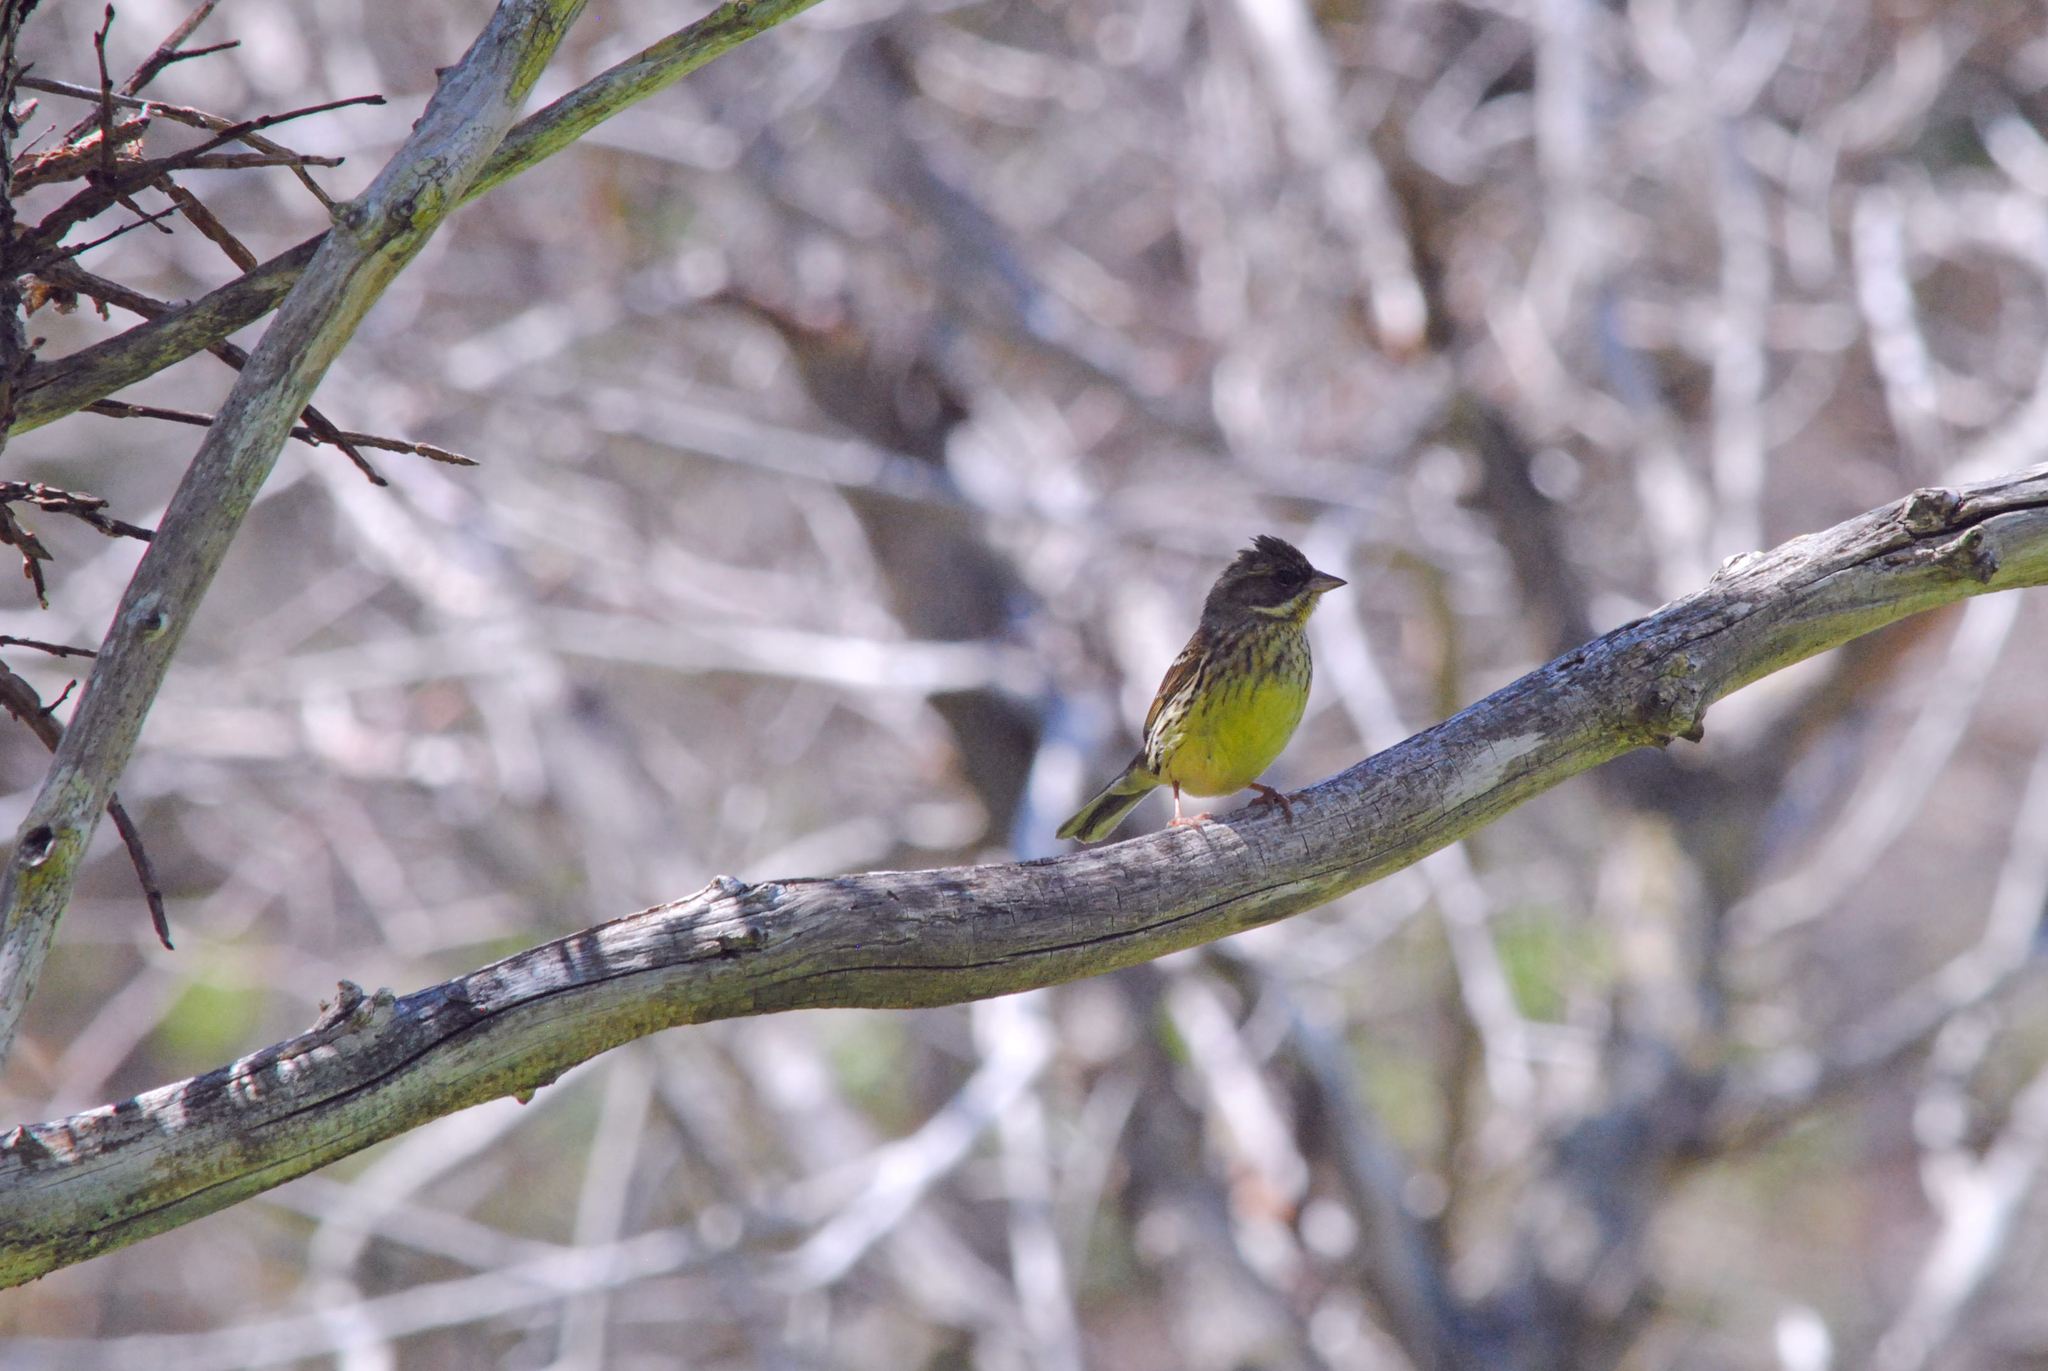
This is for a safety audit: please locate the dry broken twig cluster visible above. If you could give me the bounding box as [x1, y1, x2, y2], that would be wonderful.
[5, 0, 2048, 1369]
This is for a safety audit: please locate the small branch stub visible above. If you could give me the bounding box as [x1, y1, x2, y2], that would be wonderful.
[1933, 526, 2000, 584]
[1899, 486, 1963, 535]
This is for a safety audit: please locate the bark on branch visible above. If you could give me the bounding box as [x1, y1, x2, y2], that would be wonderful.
[5, 466, 2047, 1286]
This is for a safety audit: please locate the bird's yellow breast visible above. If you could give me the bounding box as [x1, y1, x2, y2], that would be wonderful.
[1153, 639, 1311, 798]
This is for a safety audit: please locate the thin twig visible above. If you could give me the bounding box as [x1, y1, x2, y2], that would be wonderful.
[175, 151, 344, 171]
[151, 176, 256, 270]
[129, 93, 387, 158]
[85, 397, 475, 467]
[59, 0, 216, 142]
[28, 202, 181, 271]
[122, 0, 227, 97]
[29, 258, 167, 320]
[0, 481, 135, 621]
[104, 798, 171, 949]
[21, 75, 344, 207]
[132, 40, 237, 83]
[20, 92, 385, 262]
[48, 264, 397, 483]
[113, 188, 174, 235]
[0, 661, 169, 949]
[0, 500, 50, 606]
[92, 6, 118, 183]
[83, 397, 226, 428]
[0, 480, 154, 541]
[0, 635, 95, 659]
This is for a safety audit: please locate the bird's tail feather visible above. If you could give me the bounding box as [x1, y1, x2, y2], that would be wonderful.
[1057, 763, 1158, 843]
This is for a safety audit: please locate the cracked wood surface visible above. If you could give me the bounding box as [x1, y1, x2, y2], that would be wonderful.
[4, 467, 2048, 1283]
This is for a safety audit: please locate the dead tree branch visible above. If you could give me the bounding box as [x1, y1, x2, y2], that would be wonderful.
[4, 466, 2048, 1285]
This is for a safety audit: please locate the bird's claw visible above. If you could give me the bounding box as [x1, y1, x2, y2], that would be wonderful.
[1249, 783, 1295, 823]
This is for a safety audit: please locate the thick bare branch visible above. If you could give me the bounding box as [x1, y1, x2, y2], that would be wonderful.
[6, 467, 2048, 1285]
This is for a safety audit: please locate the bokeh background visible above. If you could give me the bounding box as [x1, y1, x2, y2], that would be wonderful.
[5, 0, 2048, 1366]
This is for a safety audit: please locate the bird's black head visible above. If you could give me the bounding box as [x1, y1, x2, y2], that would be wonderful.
[1203, 535, 1347, 623]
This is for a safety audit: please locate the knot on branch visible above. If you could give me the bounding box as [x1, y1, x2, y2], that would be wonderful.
[1636, 660, 1707, 745]
[331, 198, 372, 234]
[1932, 525, 2001, 584]
[1710, 549, 1766, 583]
[1880, 523, 2003, 584]
[1898, 485, 1963, 534]
[683, 874, 779, 958]
[0, 1123, 58, 1173]
[16, 822, 58, 867]
[297, 980, 397, 1049]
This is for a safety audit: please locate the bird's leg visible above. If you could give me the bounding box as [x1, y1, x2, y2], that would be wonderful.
[1169, 783, 1210, 827]
[1249, 782, 1295, 823]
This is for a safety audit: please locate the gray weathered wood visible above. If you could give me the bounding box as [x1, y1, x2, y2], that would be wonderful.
[3, 467, 2045, 1286]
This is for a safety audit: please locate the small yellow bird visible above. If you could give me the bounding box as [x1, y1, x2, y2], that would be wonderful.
[1058, 535, 1347, 843]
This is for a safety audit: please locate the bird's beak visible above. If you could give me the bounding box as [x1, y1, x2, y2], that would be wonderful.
[1307, 570, 1347, 595]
